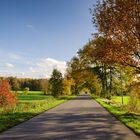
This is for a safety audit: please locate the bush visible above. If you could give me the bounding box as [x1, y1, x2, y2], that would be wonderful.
[127, 96, 140, 114]
[0, 80, 17, 107]
[127, 82, 140, 114]
[23, 87, 30, 95]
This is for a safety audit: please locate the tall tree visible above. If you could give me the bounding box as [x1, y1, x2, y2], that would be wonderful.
[91, 0, 140, 71]
[49, 69, 63, 97]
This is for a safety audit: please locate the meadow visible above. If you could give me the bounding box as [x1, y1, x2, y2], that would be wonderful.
[111, 96, 130, 105]
[0, 91, 75, 132]
[93, 95, 140, 136]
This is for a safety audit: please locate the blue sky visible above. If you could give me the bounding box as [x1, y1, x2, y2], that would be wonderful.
[0, 0, 97, 78]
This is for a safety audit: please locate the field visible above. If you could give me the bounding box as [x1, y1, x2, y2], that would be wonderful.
[111, 96, 130, 105]
[93, 96, 140, 135]
[0, 91, 75, 132]
[17, 91, 52, 101]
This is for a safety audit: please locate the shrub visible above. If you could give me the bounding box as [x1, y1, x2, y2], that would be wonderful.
[127, 82, 140, 114]
[127, 96, 140, 114]
[23, 87, 30, 95]
[0, 80, 17, 107]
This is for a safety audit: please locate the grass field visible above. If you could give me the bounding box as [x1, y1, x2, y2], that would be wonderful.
[0, 91, 75, 132]
[93, 96, 140, 136]
[111, 96, 130, 105]
[18, 91, 52, 102]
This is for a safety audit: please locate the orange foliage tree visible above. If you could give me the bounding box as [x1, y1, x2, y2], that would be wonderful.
[91, 0, 140, 71]
[0, 80, 17, 107]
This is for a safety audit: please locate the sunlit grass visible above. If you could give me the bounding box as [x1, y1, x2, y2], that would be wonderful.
[111, 96, 130, 105]
[93, 96, 140, 136]
[17, 91, 52, 102]
[0, 91, 75, 132]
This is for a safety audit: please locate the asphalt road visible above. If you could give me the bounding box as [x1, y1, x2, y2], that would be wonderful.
[0, 94, 139, 140]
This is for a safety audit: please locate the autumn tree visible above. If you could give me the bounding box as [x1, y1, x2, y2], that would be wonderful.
[49, 69, 63, 97]
[91, 0, 140, 71]
[76, 37, 132, 99]
[0, 80, 17, 107]
[66, 57, 83, 94]
[63, 78, 74, 95]
[89, 0, 140, 104]
[76, 40, 108, 97]
[66, 45, 102, 95]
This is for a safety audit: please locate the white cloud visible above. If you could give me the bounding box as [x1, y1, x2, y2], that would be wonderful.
[4, 63, 15, 68]
[37, 58, 66, 70]
[35, 58, 67, 78]
[26, 24, 33, 28]
[0, 58, 67, 78]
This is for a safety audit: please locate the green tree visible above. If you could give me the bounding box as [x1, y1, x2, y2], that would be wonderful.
[8, 77, 20, 92]
[49, 69, 63, 97]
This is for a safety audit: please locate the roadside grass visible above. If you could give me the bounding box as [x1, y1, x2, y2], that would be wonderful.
[0, 91, 75, 132]
[111, 96, 130, 105]
[18, 91, 51, 102]
[92, 95, 140, 136]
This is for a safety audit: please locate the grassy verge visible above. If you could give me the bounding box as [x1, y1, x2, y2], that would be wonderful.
[0, 91, 75, 132]
[91, 95, 140, 136]
[111, 96, 129, 105]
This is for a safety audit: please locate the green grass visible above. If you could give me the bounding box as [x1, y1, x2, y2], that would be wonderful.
[0, 91, 75, 132]
[111, 96, 130, 105]
[17, 91, 52, 102]
[93, 96, 140, 136]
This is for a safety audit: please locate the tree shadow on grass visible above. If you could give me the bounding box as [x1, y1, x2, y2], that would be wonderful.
[116, 113, 140, 136]
[0, 112, 37, 133]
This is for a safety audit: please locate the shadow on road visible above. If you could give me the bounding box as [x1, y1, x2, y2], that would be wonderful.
[71, 94, 92, 100]
[0, 109, 129, 140]
[0, 95, 139, 140]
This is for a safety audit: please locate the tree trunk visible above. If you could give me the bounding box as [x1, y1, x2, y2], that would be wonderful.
[109, 66, 113, 97]
[120, 68, 123, 104]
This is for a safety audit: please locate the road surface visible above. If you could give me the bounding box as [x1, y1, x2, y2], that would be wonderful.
[0, 94, 139, 140]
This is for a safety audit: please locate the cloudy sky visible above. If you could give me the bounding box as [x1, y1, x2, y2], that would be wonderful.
[0, 0, 97, 78]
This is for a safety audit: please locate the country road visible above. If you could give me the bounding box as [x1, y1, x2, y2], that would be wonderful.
[0, 94, 139, 140]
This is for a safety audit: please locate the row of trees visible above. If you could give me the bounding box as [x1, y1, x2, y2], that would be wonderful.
[90, 0, 140, 101]
[0, 69, 70, 107]
[0, 68, 74, 99]
[49, 0, 140, 103]
[49, 69, 76, 97]
[65, 0, 140, 106]
[0, 77, 49, 93]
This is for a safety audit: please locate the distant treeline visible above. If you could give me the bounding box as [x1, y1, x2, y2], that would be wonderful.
[0, 77, 48, 92]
